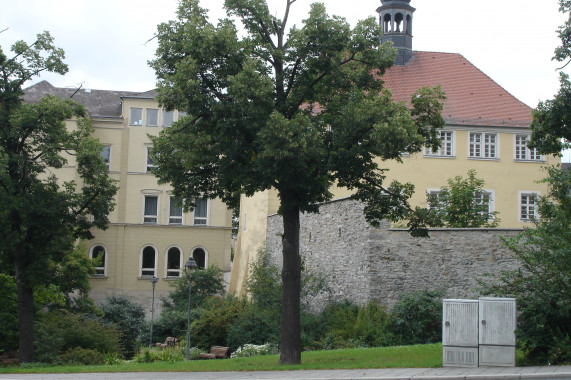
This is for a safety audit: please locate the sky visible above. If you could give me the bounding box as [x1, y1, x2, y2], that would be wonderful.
[1, 0, 569, 161]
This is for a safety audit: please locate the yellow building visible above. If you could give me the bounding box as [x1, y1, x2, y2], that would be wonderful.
[228, 0, 560, 295]
[24, 81, 233, 315]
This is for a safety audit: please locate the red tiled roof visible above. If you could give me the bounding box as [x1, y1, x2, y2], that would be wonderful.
[381, 51, 532, 127]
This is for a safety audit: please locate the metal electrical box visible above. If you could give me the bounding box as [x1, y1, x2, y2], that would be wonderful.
[443, 297, 516, 367]
[443, 299, 479, 367]
[478, 297, 517, 367]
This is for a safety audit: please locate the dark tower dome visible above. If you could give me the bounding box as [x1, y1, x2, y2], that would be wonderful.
[377, 0, 415, 65]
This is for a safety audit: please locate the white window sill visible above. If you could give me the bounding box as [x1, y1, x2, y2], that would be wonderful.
[423, 155, 456, 159]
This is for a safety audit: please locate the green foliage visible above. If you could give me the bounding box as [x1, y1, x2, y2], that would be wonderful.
[482, 166, 571, 364]
[60, 347, 104, 365]
[164, 265, 225, 311]
[529, 0, 571, 155]
[0, 274, 18, 353]
[230, 343, 278, 358]
[247, 246, 281, 312]
[100, 295, 146, 358]
[226, 306, 279, 351]
[34, 310, 120, 364]
[385, 290, 443, 346]
[132, 348, 185, 363]
[427, 169, 500, 228]
[0, 31, 118, 362]
[188, 296, 247, 350]
[150, 0, 444, 363]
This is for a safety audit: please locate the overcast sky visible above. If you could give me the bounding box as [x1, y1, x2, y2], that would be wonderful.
[1, 0, 569, 160]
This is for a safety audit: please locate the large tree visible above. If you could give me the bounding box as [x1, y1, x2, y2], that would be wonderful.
[529, 0, 571, 155]
[150, 0, 444, 364]
[0, 32, 118, 363]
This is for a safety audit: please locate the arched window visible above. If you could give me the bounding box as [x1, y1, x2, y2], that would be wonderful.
[394, 13, 404, 33]
[166, 247, 182, 277]
[141, 246, 157, 277]
[383, 14, 392, 33]
[405, 14, 412, 34]
[90, 245, 106, 276]
[192, 247, 207, 269]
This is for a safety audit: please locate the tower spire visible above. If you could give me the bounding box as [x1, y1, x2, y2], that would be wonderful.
[377, 0, 415, 65]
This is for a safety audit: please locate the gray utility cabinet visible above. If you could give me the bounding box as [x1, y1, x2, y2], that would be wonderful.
[443, 297, 516, 367]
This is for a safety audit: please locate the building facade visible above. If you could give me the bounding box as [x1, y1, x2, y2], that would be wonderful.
[228, 0, 560, 295]
[24, 81, 233, 315]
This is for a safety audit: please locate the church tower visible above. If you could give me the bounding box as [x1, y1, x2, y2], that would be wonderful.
[377, 0, 415, 65]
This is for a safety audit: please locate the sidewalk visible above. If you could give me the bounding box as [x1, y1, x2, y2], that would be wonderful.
[1, 366, 571, 380]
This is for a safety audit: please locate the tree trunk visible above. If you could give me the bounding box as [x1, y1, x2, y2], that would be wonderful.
[15, 259, 34, 363]
[279, 206, 302, 365]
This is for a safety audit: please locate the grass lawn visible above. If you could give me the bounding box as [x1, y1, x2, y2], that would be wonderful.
[0, 343, 443, 374]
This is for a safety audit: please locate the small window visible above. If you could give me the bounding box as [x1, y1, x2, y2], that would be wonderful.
[162, 110, 174, 127]
[192, 247, 206, 269]
[426, 190, 443, 211]
[146, 146, 156, 173]
[178, 111, 187, 120]
[90, 245, 106, 276]
[169, 197, 183, 224]
[474, 191, 493, 219]
[166, 247, 182, 277]
[100, 145, 111, 170]
[130, 108, 143, 126]
[194, 197, 208, 225]
[424, 131, 454, 157]
[141, 246, 157, 277]
[469, 133, 497, 159]
[146, 108, 158, 127]
[515, 135, 543, 161]
[144, 195, 158, 223]
[519, 192, 539, 221]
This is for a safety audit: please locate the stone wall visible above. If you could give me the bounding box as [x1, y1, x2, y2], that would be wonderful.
[266, 198, 522, 312]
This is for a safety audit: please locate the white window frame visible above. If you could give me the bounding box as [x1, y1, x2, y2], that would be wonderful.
[100, 144, 111, 171]
[89, 244, 107, 276]
[169, 196, 184, 225]
[424, 131, 455, 157]
[162, 110, 174, 127]
[475, 189, 495, 220]
[469, 132, 498, 159]
[146, 108, 159, 127]
[426, 188, 443, 211]
[165, 246, 183, 278]
[518, 191, 540, 222]
[193, 197, 209, 225]
[143, 195, 159, 224]
[514, 135, 544, 161]
[146, 146, 156, 173]
[130, 107, 143, 126]
[140, 245, 158, 278]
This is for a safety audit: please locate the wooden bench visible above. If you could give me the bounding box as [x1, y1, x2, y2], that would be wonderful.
[155, 337, 180, 348]
[199, 346, 231, 359]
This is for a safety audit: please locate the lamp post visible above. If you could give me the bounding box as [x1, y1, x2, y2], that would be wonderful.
[184, 257, 197, 360]
[149, 276, 158, 348]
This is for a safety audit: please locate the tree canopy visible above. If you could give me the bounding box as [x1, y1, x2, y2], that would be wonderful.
[427, 169, 500, 228]
[0, 31, 118, 363]
[150, 0, 444, 364]
[529, 0, 571, 155]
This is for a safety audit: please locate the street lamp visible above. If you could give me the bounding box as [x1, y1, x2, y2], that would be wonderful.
[149, 276, 159, 348]
[184, 257, 198, 360]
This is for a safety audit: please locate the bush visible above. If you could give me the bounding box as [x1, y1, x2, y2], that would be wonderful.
[319, 300, 359, 339]
[34, 310, 120, 364]
[226, 306, 280, 351]
[100, 294, 145, 358]
[133, 347, 184, 363]
[385, 290, 443, 345]
[188, 296, 247, 350]
[354, 302, 390, 346]
[165, 265, 225, 311]
[60, 347, 104, 365]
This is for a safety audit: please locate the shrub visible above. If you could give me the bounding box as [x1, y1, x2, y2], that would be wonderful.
[354, 301, 390, 346]
[226, 306, 280, 351]
[60, 347, 104, 365]
[133, 347, 184, 363]
[319, 300, 359, 339]
[385, 290, 443, 345]
[34, 310, 120, 364]
[100, 294, 145, 358]
[230, 343, 278, 358]
[188, 296, 247, 350]
[165, 265, 225, 311]
[104, 352, 123, 365]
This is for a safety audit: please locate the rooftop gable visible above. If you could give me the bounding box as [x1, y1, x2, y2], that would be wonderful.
[382, 51, 532, 128]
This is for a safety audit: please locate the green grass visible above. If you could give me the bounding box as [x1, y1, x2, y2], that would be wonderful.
[0, 344, 443, 374]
